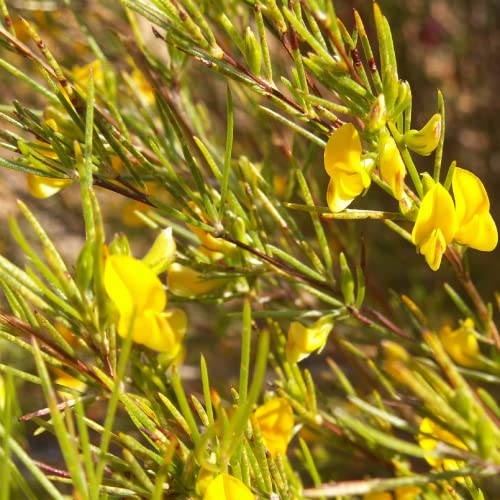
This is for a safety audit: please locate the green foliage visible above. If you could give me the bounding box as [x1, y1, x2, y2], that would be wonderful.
[0, 1, 498, 499]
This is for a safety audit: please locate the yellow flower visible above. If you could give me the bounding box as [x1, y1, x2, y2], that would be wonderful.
[202, 473, 254, 500]
[167, 263, 227, 297]
[363, 493, 392, 500]
[130, 69, 155, 106]
[382, 340, 410, 382]
[411, 183, 457, 271]
[394, 486, 422, 500]
[103, 255, 186, 354]
[53, 369, 87, 400]
[364, 486, 421, 500]
[72, 60, 105, 93]
[403, 113, 441, 156]
[25, 119, 73, 198]
[187, 202, 236, 259]
[418, 417, 466, 471]
[378, 133, 406, 200]
[324, 123, 371, 212]
[27, 174, 72, 199]
[452, 167, 498, 251]
[253, 397, 294, 456]
[286, 316, 334, 363]
[439, 319, 480, 368]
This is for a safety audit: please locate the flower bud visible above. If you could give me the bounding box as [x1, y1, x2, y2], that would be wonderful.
[202, 473, 254, 500]
[142, 227, 176, 274]
[108, 233, 131, 256]
[27, 175, 72, 199]
[339, 252, 354, 304]
[382, 65, 399, 112]
[76, 240, 94, 291]
[392, 80, 412, 118]
[245, 26, 262, 75]
[403, 114, 441, 156]
[253, 397, 294, 456]
[476, 414, 496, 459]
[286, 316, 334, 363]
[439, 319, 480, 368]
[167, 263, 227, 297]
[378, 132, 406, 200]
[420, 172, 435, 195]
[367, 94, 386, 133]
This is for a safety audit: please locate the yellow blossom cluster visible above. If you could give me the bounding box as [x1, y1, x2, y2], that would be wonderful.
[102, 223, 236, 355]
[104, 254, 187, 354]
[286, 316, 334, 363]
[324, 120, 497, 271]
[412, 168, 497, 270]
[418, 417, 467, 473]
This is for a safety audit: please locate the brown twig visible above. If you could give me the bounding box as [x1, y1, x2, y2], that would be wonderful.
[0, 313, 105, 388]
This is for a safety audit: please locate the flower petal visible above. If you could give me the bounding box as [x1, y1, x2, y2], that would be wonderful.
[203, 473, 254, 500]
[27, 174, 71, 199]
[142, 227, 177, 274]
[452, 167, 490, 224]
[412, 184, 457, 251]
[326, 178, 352, 212]
[419, 228, 446, 271]
[324, 123, 362, 177]
[104, 255, 166, 317]
[254, 398, 294, 456]
[117, 309, 186, 353]
[452, 167, 497, 251]
[167, 263, 227, 297]
[439, 319, 479, 368]
[286, 317, 333, 363]
[455, 212, 498, 251]
[379, 134, 406, 200]
[418, 417, 466, 469]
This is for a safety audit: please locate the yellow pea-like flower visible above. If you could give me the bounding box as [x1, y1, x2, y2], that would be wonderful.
[104, 255, 166, 317]
[25, 119, 72, 199]
[324, 123, 371, 212]
[202, 473, 254, 500]
[253, 397, 294, 456]
[403, 113, 442, 156]
[187, 202, 236, 259]
[452, 167, 498, 251]
[103, 255, 186, 353]
[53, 369, 87, 401]
[411, 183, 457, 271]
[27, 175, 72, 199]
[130, 69, 155, 106]
[418, 417, 466, 472]
[286, 316, 334, 363]
[167, 263, 227, 297]
[378, 133, 406, 200]
[72, 60, 105, 92]
[439, 318, 480, 368]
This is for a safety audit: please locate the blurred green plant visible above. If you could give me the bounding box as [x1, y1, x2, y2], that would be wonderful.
[0, 0, 499, 498]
